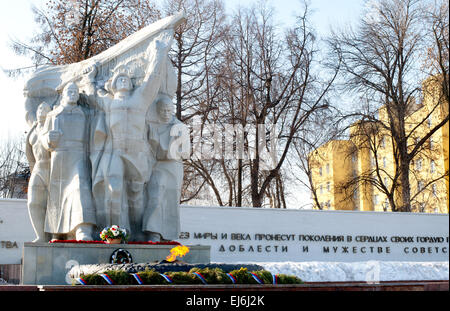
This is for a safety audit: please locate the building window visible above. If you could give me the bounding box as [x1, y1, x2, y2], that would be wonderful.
[427, 116, 432, 128]
[384, 198, 390, 211]
[383, 157, 387, 168]
[430, 160, 436, 173]
[419, 203, 426, 213]
[432, 184, 437, 197]
[373, 195, 379, 206]
[320, 184, 323, 194]
[327, 200, 331, 209]
[326, 164, 330, 175]
[418, 180, 424, 192]
[429, 137, 434, 149]
[384, 177, 389, 187]
[415, 158, 423, 171]
[381, 136, 386, 148]
[319, 167, 323, 176]
[326, 182, 331, 192]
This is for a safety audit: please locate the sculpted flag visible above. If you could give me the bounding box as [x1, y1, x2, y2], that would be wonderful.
[23, 12, 184, 126]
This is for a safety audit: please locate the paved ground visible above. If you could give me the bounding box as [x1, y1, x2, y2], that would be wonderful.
[0, 280, 448, 291]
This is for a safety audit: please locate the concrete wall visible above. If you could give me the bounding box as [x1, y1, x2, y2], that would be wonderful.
[0, 199, 35, 264]
[179, 206, 449, 263]
[1, 199, 449, 264]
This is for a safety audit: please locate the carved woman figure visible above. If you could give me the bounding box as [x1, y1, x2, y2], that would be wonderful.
[26, 102, 52, 242]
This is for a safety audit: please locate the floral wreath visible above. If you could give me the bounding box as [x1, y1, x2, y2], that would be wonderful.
[110, 248, 133, 264]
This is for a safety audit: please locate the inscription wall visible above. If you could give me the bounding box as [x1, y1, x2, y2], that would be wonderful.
[0, 199, 448, 264]
[178, 206, 449, 263]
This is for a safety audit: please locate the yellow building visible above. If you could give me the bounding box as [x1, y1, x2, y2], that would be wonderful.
[309, 140, 356, 211]
[310, 77, 449, 213]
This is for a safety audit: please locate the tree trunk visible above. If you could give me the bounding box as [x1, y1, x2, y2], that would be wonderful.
[398, 154, 412, 212]
[237, 159, 243, 207]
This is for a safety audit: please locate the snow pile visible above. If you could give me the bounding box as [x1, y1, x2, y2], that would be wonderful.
[252, 261, 449, 282]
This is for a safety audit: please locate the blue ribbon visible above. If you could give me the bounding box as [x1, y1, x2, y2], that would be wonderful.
[272, 274, 278, 285]
[192, 272, 208, 285]
[132, 273, 144, 285]
[226, 273, 237, 284]
[250, 272, 264, 284]
[159, 273, 173, 283]
[76, 278, 87, 285]
[100, 273, 114, 285]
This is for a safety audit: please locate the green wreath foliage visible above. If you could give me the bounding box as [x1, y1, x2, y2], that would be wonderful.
[137, 269, 167, 285]
[76, 267, 303, 285]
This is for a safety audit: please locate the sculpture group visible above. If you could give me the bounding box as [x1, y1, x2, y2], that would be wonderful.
[24, 13, 188, 242]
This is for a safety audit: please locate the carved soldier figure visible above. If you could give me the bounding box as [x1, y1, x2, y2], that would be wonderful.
[144, 94, 189, 241]
[26, 102, 52, 242]
[85, 36, 171, 240]
[43, 82, 96, 241]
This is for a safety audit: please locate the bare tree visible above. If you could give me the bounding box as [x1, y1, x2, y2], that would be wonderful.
[162, 0, 227, 121]
[160, 0, 230, 205]
[343, 117, 401, 211]
[291, 109, 343, 210]
[328, 0, 449, 212]
[424, 0, 449, 104]
[9, 0, 160, 69]
[0, 135, 29, 199]
[200, 1, 339, 208]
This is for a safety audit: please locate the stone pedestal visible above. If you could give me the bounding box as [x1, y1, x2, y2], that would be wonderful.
[22, 242, 210, 285]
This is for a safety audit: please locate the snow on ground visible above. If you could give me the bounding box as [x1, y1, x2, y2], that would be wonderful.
[229, 261, 449, 282]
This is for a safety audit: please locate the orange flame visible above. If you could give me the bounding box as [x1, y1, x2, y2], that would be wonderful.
[166, 245, 190, 262]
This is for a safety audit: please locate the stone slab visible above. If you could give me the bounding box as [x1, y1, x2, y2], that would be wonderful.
[22, 242, 210, 285]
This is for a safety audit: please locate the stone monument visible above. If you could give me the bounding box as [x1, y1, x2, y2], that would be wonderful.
[21, 12, 207, 285]
[23, 12, 189, 243]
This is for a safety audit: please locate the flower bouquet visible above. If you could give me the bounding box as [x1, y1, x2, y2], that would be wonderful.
[100, 225, 129, 244]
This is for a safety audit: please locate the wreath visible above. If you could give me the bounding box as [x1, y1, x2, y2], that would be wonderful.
[110, 249, 133, 264]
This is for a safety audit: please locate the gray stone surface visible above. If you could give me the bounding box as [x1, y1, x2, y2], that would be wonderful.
[22, 242, 210, 285]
